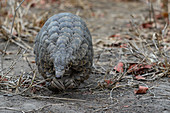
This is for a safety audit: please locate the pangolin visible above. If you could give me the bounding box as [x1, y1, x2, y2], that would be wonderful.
[34, 13, 93, 91]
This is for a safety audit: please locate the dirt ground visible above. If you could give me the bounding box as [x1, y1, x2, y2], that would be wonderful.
[0, 0, 170, 113]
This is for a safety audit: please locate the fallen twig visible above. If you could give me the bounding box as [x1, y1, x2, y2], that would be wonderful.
[3, 49, 27, 77]
[29, 95, 86, 102]
[0, 107, 24, 112]
[18, 78, 50, 95]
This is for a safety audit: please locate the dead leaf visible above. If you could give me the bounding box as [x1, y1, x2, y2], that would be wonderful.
[134, 86, 148, 94]
[128, 64, 152, 73]
[104, 79, 113, 85]
[155, 14, 163, 19]
[109, 34, 120, 38]
[114, 62, 124, 73]
[31, 60, 36, 63]
[123, 105, 129, 108]
[0, 76, 8, 82]
[120, 44, 127, 48]
[141, 22, 153, 29]
[135, 75, 145, 80]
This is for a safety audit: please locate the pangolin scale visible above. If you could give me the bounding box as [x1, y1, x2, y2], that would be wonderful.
[34, 13, 93, 91]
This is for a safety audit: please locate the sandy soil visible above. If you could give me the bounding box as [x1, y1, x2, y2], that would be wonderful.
[0, 0, 170, 113]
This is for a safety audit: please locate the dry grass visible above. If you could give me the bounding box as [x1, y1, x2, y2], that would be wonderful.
[95, 2, 170, 92]
[0, 0, 45, 95]
[0, 0, 169, 97]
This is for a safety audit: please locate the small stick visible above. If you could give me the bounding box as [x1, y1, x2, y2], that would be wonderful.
[25, 57, 34, 71]
[150, 1, 157, 28]
[1, 54, 4, 77]
[4, 49, 27, 77]
[3, 0, 25, 55]
[0, 107, 24, 112]
[29, 71, 36, 87]
[0, 82, 16, 88]
[18, 78, 50, 94]
[1, 25, 32, 51]
[15, 72, 24, 94]
[29, 95, 86, 102]
[26, 103, 64, 112]
[1, 0, 25, 79]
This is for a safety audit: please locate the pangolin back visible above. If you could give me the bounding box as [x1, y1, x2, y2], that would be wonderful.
[34, 13, 93, 91]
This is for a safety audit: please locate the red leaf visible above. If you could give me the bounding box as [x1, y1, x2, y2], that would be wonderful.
[144, 65, 152, 68]
[8, 14, 13, 18]
[155, 14, 163, 19]
[109, 34, 120, 38]
[114, 62, 124, 73]
[128, 64, 139, 73]
[162, 12, 169, 18]
[104, 79, 113, 85]
[126, 24, 131, 27]
[123, 105, 129, 108]
[31, 61, 36, 63]
[128, 64, 152, 73]
[134, 86, 148, 94]
[40, 0, 46, 5]
[0, 76, 8, 81]
[135, 75, 145, 80]
[120, 44, 127, 48]
[141, 22, 153, 29]
[91, 12, 95, 17]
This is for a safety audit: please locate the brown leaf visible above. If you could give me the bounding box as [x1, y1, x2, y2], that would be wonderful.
[109, 34, 120, 38]
[134, 86, 148, 94]
[141, 22, 153, 29]
[162, 12, 169, 18]
[31, 60, 36, 63]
